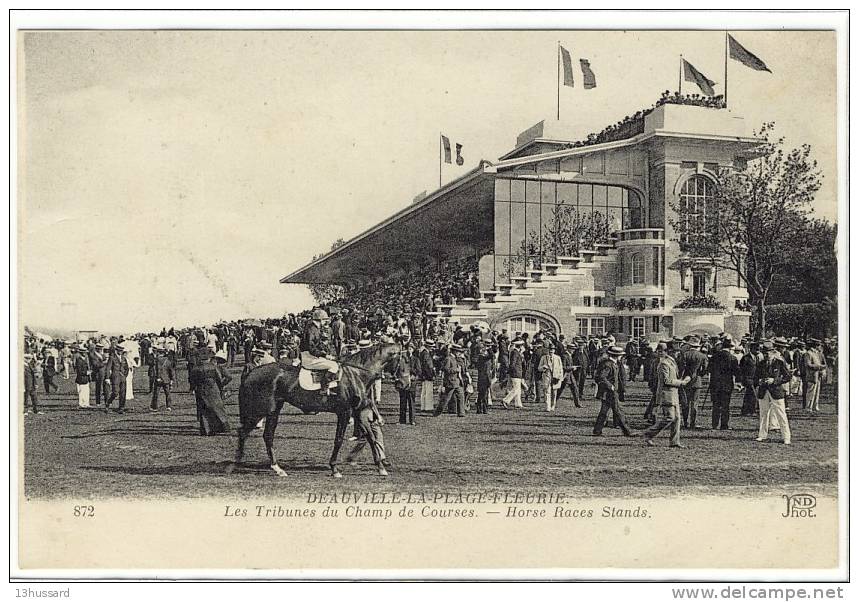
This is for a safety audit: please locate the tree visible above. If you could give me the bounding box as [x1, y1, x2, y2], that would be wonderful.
[541, 204, 612, 259]
[767, 219, 837, 304]
[502, 205, 613, 277]
[305, 238, 347, 305]
[670, 123, 823, 338]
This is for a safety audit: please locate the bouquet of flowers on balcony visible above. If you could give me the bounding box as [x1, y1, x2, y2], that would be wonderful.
[735, 299, 753, 311]
[675, 295, 726, 310]
[616, 299, 627, 310]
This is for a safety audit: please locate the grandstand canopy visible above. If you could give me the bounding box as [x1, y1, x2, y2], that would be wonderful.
[280, 166, 495, 287]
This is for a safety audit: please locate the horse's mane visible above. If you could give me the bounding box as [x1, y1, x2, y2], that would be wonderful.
[344, 342, 400, 365]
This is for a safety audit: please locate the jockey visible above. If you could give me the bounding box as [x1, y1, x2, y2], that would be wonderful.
[300, 308, 339, 395]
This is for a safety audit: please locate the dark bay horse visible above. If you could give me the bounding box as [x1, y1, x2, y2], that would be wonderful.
[227, 342, 402, 478]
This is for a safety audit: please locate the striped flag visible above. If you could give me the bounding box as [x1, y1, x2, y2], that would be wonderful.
[560, 45, 574, 87]
[441, 135, 452, 163]
[728, 34, 772, 73]
[580, 59, 597, 89]
[682, 59, 716, 96]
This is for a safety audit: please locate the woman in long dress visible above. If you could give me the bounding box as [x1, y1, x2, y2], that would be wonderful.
[194, 351, 232, 436]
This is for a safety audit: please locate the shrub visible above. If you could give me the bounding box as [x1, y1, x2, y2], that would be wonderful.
[753, 300, 837, 339]
[674, 295, 726, 310]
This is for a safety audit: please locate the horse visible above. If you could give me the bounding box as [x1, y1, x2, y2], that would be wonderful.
[227, 342, 402, 478]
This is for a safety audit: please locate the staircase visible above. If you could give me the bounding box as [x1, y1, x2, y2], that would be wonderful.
[440, 237, 620, 326]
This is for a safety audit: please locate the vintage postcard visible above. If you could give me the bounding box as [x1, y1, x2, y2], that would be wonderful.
[10, 10, 849, 583]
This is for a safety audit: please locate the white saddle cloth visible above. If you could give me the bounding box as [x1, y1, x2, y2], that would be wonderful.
[298, 368, 339, 392]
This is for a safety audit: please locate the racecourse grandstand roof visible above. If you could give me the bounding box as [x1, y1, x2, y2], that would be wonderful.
[280, 164, 496, 287]
[281, 101, 762, 287]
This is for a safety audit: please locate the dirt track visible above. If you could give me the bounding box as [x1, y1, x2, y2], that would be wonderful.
[21, 359, 839, 499]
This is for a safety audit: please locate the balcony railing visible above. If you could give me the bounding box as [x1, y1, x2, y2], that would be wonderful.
[616, 228, 665, 242]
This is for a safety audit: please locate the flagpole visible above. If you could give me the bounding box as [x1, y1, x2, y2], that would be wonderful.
[679, 55, 683, 95]
[724, 31, 729, 107]
[439, 133, 442, 188]
[557, 42, 561, 121]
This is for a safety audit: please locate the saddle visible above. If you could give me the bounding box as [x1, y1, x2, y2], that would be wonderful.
[298, 367, 340, 392]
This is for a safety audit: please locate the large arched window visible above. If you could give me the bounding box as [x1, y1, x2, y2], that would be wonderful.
[679, 175, 714, 242]
[630, 253, 645, 284]
[500, 313, 557, 336]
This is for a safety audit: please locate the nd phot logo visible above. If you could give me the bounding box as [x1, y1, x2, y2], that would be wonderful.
[782, 494, 817, 518]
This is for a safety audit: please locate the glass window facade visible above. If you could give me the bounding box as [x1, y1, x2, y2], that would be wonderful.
[494, 178, 642, 283]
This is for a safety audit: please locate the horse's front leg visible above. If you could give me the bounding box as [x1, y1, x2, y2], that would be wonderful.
[263, 412, 287, 477]
[329, 409, 350, 478]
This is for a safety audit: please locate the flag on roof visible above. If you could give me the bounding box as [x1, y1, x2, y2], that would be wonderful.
[683, 58, 716, 96]
[580, 59, 597, 89]
[560, 45, 574, 87]
[728, 34, 772, 73]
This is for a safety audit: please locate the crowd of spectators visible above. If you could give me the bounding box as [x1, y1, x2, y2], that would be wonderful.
[563, 91, 728, 150]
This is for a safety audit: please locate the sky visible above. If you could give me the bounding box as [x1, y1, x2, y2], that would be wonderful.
[17, 29, 837, 334]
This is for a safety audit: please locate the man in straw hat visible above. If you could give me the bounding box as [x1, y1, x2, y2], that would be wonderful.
[71, 342, 91, 408]
[803, 338, 827, 414]
[416, 338, 436, 412]
[23, 352, 41, 415]
[592, 345, 633, 437]
[104, 343, 130, 414]
[677, 335, 708, 429]
[501, 339, 526, 409]
[644, 343, 690, 447]
[754, 340, 792, 445]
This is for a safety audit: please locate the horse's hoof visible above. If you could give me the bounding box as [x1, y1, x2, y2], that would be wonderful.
[271, 465, 288, 477]
[332, 471, 343, 479]
[378, 468, 389, 477]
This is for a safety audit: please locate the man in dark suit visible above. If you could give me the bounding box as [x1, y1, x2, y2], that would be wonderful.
[475, 342, 495, 414]
[625, 338, 640, 381]
[23, 353, 40, 415]
[434, 345, 467, 417]
[149, 346, 176, 411]
[88, 342, 107, 406]
[105, 344, 130, 413]
[395, 343, 418, 425]
[555, 343, 581, 407]
[330, 312, 346, 358]
[739, 342, 759, 416]
[677, 335, 709, 428]
[592, 346, 633, 437]
[573, 338, 589, 398]
[709, 336, 739, 430]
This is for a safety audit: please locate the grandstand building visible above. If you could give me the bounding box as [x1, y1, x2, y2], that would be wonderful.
[282, 99, 760, 341]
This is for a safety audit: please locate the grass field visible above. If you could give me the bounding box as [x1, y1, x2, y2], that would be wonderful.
[22, 358, 839, 499]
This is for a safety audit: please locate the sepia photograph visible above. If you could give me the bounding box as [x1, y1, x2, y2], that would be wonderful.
[10, 9, 849, 583]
